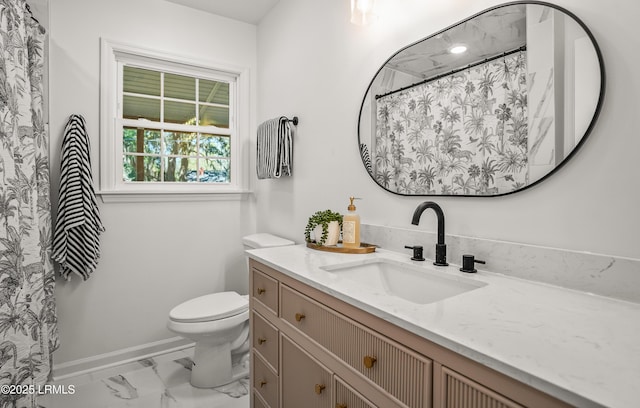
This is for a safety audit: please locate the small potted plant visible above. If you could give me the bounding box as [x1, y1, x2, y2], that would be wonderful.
[304, 209, 343, 246]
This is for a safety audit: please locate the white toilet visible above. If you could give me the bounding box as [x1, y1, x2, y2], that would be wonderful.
[167, 233, 294, 388]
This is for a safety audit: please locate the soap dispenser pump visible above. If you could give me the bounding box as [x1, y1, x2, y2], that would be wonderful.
[342, 197, 361, 248]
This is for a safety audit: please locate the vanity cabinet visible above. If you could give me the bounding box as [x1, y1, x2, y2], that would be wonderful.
[252, 351, 278, 408]
[249, 259, 570, 408]
[252, 311, 279, 371]
[437, 365, 523, 408]
[281, 334, 332, 408]
[252, 269, 279, 314]
[280, 284, 430, 408]
[335, 376, 376, 408]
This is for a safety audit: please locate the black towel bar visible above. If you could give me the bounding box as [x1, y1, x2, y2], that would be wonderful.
[287, 116, 299, 126]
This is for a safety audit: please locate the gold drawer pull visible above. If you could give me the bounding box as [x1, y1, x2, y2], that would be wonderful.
[258, 337, 267, 345]
[314, 384, 326, 394]
[259, 380, 267, 388]
[336, 404, 347, 408]
[256, 288, 266, 295]
[363, 355, 377, 369]
[295, 313, 306, 322]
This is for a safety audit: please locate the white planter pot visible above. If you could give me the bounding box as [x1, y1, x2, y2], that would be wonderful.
[313, 221, 340, 246]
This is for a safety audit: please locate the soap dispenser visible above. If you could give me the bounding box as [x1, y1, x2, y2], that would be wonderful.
[342, 197, 361, 248]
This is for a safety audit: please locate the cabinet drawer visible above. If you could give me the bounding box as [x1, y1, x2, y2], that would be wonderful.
[281, 334, 332, 408]
[281, 284, 431, 408]
[335, 375, 376, 408]
[253, 392, 269, 408]
[253, 354, 278, 408]
[252, 311, 279, 372]
[440, 366, 524, 408]
[252, 269, 278, 314]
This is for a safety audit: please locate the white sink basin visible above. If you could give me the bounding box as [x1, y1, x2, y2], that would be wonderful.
[321, 258, 487, 304]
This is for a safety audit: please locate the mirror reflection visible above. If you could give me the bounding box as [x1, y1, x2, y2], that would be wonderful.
[358, 2, 604, 196]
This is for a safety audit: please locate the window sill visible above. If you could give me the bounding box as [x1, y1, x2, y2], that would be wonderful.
[97, 189, 252, 203]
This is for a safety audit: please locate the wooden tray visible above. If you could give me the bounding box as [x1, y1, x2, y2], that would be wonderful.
[306, 241, 376, 254]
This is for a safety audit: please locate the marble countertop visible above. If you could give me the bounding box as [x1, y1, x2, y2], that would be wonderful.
[246, 244, 640, 408]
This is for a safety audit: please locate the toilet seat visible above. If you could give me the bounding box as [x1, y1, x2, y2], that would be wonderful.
[169, 291, 248, 323]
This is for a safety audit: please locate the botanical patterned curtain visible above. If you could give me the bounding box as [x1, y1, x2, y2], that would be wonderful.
[0, 1, 58, 406]
[374, 52, 528, 195]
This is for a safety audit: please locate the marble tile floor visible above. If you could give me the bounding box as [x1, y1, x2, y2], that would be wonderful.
[38, 347, 249, 408]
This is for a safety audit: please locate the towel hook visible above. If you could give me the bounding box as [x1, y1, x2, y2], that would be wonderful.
[288, 116, 299, 126]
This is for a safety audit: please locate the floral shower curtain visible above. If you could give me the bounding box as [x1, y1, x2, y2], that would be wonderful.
[0, 1, 58, 406]
[374, 52, 528, 195]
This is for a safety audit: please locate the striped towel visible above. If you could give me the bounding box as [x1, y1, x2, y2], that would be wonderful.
[52, 115, 105, 280]
[256, 116, 293, 179]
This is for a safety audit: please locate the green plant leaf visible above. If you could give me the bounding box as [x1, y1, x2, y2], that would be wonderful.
[304, 209, 343, 246]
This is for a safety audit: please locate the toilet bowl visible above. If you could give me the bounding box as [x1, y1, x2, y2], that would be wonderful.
[167, 233, 294, 388]
[168, 291, 250, 388]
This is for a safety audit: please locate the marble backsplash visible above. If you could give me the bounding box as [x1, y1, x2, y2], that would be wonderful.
[361, 223, 640, 304]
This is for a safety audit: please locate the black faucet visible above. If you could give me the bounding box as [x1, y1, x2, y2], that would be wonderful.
[411, 201, 448, 266]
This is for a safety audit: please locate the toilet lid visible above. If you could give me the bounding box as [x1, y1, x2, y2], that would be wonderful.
[169, 292, 248, 323]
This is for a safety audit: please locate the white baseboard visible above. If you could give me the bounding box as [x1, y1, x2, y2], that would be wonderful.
[52, 336, 195, 381]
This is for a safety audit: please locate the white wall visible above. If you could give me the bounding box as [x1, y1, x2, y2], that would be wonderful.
[255, 0, 640, 261]
[50, 0, 257, 364]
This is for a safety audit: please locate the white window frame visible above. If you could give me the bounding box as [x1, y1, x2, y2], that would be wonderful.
[99, 39, 251, 203]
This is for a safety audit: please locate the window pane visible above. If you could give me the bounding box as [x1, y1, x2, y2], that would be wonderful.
[164, 157, 198, 182]
[164, 131, 197, 156]
[199, 158, 230, 183]
[123, 155, 161, 182]
[123, 95, 160, 121]
[123, 128, 161, 154]
[165, 100, 196, 124]
[200, 134, 230, 157]
[114, 55, 237, 187]
[123, 128, 137, 153]
[199, 105, 229, 127]
[199, 79, 229, 104]
[165, 73, 195, 101]
[123, 66, 160, 96]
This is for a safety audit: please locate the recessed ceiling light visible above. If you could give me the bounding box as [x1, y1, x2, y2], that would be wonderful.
[450, 45, 467, 54]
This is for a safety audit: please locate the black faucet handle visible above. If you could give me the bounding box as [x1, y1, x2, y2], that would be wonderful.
[404, 245, 425, 261]
[460, 254, 485, 273]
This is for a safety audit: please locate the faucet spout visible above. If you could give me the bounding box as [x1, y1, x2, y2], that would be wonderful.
[411, 201, 448, 266]
[411, 201, 445, 244]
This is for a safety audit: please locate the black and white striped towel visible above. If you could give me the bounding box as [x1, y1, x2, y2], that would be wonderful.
[52, 114, 105, 281]
[256, 116, 293, 179]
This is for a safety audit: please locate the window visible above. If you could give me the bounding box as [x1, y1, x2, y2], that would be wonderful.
[100, 39, 250, 202]
[122, 66, 232, 183]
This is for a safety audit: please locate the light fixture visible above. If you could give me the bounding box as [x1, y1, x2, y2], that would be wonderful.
[449, 45, 468, 54]
[351, 0, 377, 26]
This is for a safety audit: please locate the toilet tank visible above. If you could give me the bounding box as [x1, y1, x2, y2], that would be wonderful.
[242, 233, 295, 250]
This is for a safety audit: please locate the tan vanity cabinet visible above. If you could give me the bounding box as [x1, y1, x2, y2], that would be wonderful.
[253, 352, 278, 408]
[335, 376, 376, 408]
[437, 365, 524, 408]
[281, 284, 431, 408]
[281, 334, 332, 408]
[249, 259, 571, 408]
[253, 394, 269, 408]
[252, 268, 279, 315]
[252, 311, 279, 372]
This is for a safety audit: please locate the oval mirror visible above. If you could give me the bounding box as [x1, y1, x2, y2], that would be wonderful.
[358, 1, 604, 196]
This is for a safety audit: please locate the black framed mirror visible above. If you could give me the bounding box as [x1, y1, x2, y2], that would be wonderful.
[358, 1, 605, 196]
